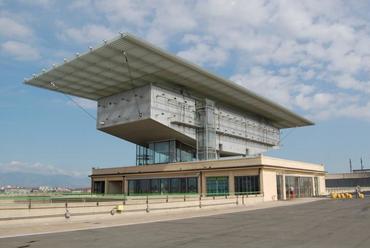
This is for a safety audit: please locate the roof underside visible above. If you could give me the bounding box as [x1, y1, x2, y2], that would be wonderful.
[24, 33, 313, 128]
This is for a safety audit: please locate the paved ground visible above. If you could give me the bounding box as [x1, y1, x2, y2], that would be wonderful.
[1, 198, 369, 248]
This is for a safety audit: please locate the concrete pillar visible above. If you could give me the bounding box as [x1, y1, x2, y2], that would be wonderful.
[201, 172, 207, 196]
[104, 179, 109, 194]
[282, 175, 286, 200]
[312, 176, 316, 196]
[197, 172, 202, 195]
[91, 178, 94, 193]
[259, 169, 264, 197]
[261, 169, 277, 201]
[228, 171, 235, 195]
[121, 177, 125, 194]
[319, 176, 326, 195]
[123, 177, 128, 195]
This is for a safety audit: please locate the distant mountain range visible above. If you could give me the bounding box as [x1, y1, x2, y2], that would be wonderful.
[0, 172, 89, 188]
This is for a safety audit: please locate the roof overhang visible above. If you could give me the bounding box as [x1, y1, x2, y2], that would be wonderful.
[24, 33, 313, 128]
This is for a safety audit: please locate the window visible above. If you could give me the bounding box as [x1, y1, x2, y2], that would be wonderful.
[170, 178, 181, 193]
[150, 179, 160, 194]
[128, 177, 198, 195]
[187, 177, 198, 193]
[93, 181, 105, 194]
[206, 176, 229, 196]
[161, 178, 169, 194]
[136, 140, 196, 165]
[155, 141, 170, 163]
[234, 176, 260, 195]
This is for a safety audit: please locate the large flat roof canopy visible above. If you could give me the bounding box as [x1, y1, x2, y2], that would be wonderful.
[25, 33, 313, 128]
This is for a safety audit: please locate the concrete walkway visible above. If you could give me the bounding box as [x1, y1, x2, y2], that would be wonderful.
[0, 198, 321, 238]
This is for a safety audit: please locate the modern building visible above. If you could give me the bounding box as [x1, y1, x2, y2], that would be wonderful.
[25, 33, 326, 201]
[326, 170, 370, 194]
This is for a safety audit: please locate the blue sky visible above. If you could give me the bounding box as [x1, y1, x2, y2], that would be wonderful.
[1, 0, 370, 180]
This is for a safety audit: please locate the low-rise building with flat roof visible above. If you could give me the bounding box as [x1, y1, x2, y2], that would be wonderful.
[326, 171, 370, 194]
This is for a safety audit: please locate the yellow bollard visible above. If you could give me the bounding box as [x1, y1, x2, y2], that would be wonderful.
[331, 193, 337, 199]
[110, 204, 124, 215]
[347, 193, 353, 199]
[359, 193, 365, 199]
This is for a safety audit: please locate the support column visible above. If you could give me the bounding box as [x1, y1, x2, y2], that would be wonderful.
[201, 172, 207, 196]
[104, 179, 109, 194]
[260, 169, 277, 201]
[312, 176, 316, 197]
[196, 99, 217, 160]
[259, 168, 264, 197]
[123, 177, 128, 195]
[228, 171, 235, 195]
[198, 172, 202, 196]
[90, 178, 94, 193]
[282, 175, 286, 200]
[122, 176, 125, 195]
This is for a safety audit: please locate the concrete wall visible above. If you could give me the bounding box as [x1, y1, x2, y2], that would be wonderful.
[319, 176, 326, 195]
[107, 181, 123, 194]
[97, 85, 151, 129]
[261, 169, 277, 201]
[97, 84, 280, 157]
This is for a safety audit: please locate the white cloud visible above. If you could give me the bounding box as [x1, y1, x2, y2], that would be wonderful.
[177, 35, 228, 67]
[1, 40, 40, 60]
[59, 24, 116, 45]
[5, 0, 370, 122]
[0, 161, 86, 177]
[91, 0, 196, 47]
[0, 16, 32, 38]
[94, 0, 152, 25]
[231, 66, 370, 122]
[18, 0, 54, 7]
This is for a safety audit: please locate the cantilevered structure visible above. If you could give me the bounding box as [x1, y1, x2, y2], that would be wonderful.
[25, 33, 324, 200]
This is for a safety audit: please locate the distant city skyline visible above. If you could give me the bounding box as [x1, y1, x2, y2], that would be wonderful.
[1, 1, 370, 184]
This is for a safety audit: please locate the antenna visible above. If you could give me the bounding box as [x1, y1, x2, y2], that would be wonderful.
[361, 157, 364, 170]
[349, 159, 352, 173]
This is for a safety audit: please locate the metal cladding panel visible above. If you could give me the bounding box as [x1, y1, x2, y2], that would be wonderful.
[25, 33, 313, 128]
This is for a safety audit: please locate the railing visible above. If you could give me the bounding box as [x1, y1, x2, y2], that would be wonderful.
[326, 187, 370, 194]
[0, 192, 264, 219]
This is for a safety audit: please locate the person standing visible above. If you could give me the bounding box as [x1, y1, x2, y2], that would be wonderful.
[355, 185, 361, 198]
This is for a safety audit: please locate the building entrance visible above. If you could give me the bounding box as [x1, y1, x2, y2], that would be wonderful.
[285, 176, 313, 199]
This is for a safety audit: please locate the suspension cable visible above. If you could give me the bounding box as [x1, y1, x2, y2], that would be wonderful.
[279, 128, 295, 146]
[122, 51, 142, 118]
[50, 82, 96, 121]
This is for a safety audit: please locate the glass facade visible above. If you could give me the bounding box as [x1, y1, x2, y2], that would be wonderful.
[326, 177, 370, 188]
[136, 140, 196, 165]
[128, 177, 198, 195]
[206, 176, 229, 196]
[93, 181, 105, 194]
[285, 176, 313, 198]
[234, 175, 260, 195]
[314, 177, 319, 196]
[276, 175, 284, 200]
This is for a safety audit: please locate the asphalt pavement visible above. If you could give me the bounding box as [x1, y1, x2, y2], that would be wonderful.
[1, 198, 370, 248]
